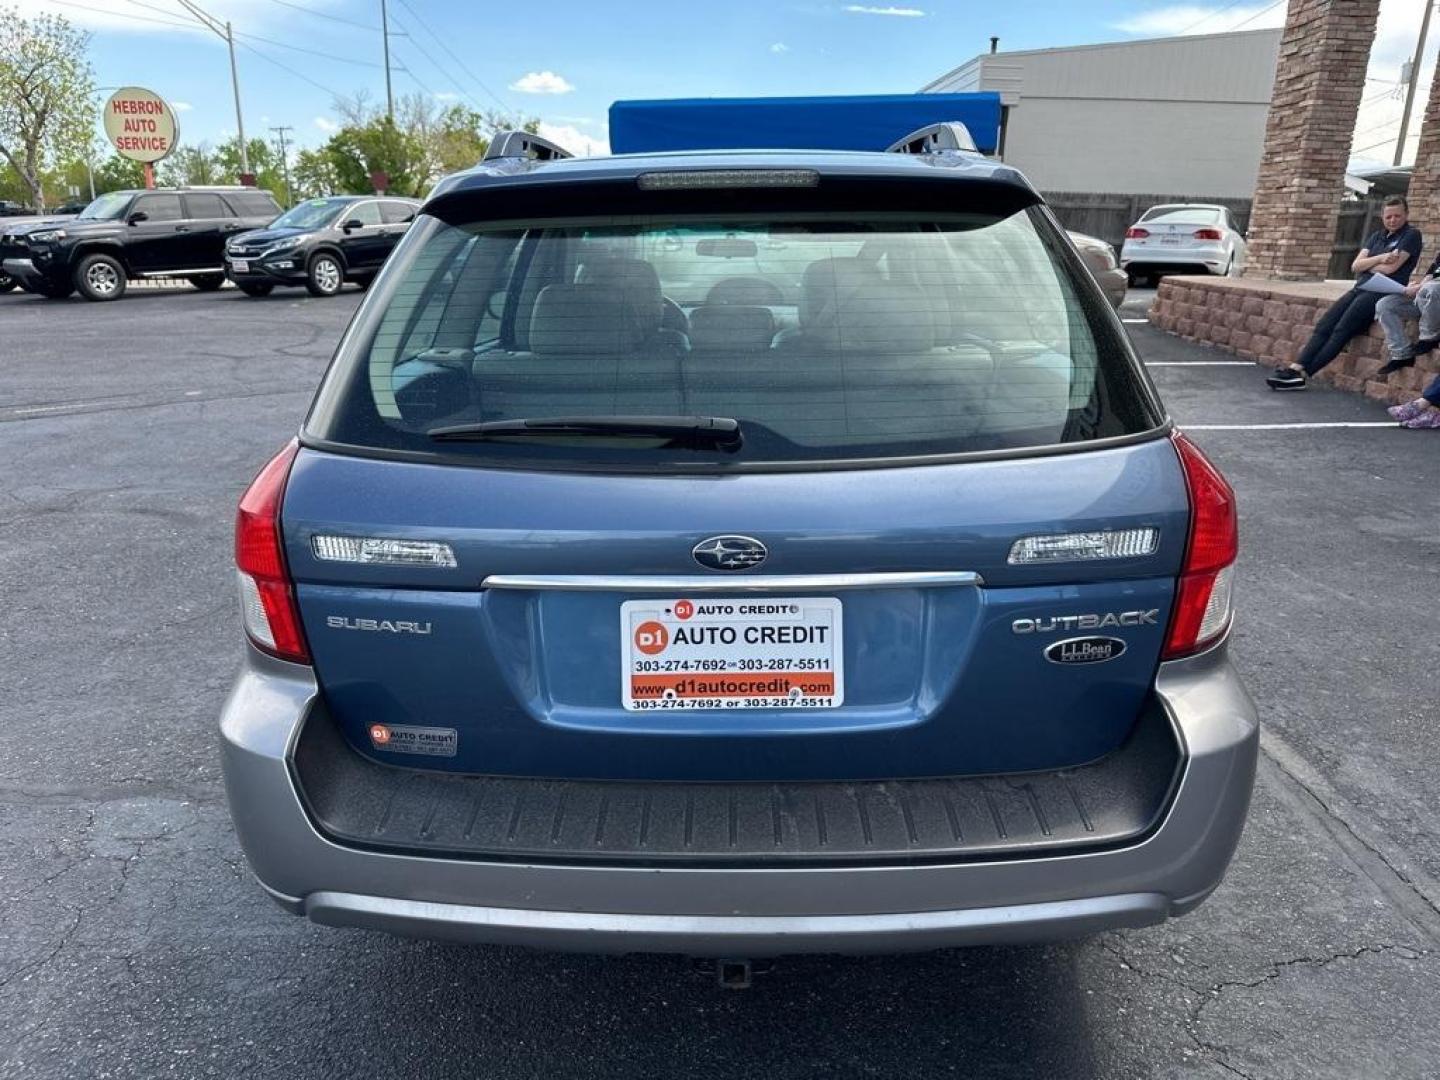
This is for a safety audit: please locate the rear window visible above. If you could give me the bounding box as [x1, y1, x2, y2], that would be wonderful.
[228, 191, 282, 218]
[1140, 207, 1222, 227]
[309, 208, 1158, 471]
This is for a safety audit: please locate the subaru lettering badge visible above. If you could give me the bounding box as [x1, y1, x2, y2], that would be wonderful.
[692, 535, 767, 571]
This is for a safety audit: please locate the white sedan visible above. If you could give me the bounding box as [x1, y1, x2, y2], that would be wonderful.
[1120, 204, 1246, 285]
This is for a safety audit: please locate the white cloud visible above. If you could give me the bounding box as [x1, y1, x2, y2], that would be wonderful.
[510, 70, 576, 95]
[314, 116, 339, 133]
[171, 101, 194, 112]
[770, 42, 791, 53]
[842, 5, 925, 16]
[538, 122, 607, 157]
[551, 115, 594, 125]
[1111, 4, 1283, 36]
[433, 91, 461, 102]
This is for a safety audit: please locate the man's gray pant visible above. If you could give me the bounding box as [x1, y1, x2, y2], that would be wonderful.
[1376, 281, 1440, 358]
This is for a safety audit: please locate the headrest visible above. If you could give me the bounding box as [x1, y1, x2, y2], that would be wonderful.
[806, 281, 936, 354]
[705, 276, 785, 307]
[687, 305, 777, 352]
[799, 257, 878, 329]
[528, 284, 642, 355]
[576, 257, 664, 330]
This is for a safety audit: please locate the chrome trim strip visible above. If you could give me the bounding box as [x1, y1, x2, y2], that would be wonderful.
[139, 267, 224, 276]
[481, 571, 984, 592]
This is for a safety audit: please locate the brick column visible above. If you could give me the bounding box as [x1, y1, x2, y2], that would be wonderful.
[1399, 66, 1440, 267]
[1243, 0, 1380, 281]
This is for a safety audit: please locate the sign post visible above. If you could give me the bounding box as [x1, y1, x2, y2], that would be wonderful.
[103, 87, 178, 187]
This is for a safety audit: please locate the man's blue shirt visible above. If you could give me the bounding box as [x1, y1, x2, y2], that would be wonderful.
[1357, 223, 1422, 285]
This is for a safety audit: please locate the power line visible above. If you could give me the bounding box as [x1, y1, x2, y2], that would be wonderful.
[388, 16, 485, 111]
[1178, 0, 1251, 35]
[49, 0, 194, 31]
[234, 39, 344, 98]
[392, 0, 513, 116]
[393, 52, 435, 96]
[1231, 0, 1286, 32]
[233, 28, 383, 67]
[263, 0, 379, 31]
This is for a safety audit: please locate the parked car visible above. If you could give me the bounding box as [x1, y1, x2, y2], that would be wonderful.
[221, 130, 1255, 965]
[1120, 204, 1246, 285]
[1068, 229, 1127, 307]
[47, 201, 88, 216]
[0, 187, 281, 301]
[0, 200, 35, 217]
[225, 195, 421, 297]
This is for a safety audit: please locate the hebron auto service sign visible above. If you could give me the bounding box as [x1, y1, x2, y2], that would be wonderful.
[103, 87, 178, 163]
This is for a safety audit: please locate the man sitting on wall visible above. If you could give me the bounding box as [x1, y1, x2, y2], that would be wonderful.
[1374, 249, 1440, 375]
[1266, 195, 1422, 391]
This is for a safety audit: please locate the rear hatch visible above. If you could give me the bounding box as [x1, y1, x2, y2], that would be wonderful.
[284, 159, 1182, 782]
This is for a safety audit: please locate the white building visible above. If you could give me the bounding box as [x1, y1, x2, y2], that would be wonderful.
[921, 29, 1282, 199]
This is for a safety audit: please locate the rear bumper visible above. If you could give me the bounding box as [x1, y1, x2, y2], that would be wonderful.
[220, 641, 1257, 956]
[1121, 245, 1229, 274]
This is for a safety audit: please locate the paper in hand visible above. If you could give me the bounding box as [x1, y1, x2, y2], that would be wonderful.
[1359, 274, 1407, 295]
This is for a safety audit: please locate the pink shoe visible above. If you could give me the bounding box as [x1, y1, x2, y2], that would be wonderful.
[1403, 409, 1440, 429]
[1389, 398, 1429, 422]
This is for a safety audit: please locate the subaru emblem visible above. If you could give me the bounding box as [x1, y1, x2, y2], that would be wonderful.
[692, 535, 767, 572]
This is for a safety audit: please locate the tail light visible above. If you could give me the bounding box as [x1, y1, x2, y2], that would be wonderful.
[1192, 228, 1223, 241]
[235, 439, 310, 664]
[1164, 431, 1238, 659]
[1125, 227, 1149, 239]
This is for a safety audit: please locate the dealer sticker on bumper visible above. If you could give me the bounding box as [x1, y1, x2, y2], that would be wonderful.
[621, 597, 843, 710]
[230, 259, 249, 274]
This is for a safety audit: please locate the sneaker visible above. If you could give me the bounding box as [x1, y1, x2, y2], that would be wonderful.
[1403, 409, 1440, 429]
[1377, 352, 1417, 376]
[1388, 398, 1429, 422]
[1266, 367, 1308, 390]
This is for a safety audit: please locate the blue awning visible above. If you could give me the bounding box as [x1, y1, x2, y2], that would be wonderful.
[608, 93, 1002, 156]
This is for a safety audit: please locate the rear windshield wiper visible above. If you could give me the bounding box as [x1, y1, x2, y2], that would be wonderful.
[428, 415, 743, 449]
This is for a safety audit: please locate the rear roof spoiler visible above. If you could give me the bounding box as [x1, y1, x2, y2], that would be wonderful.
[885, 122, 979, 155]
[483, 130, 574, 163]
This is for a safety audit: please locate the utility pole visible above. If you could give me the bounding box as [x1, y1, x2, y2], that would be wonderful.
[1395, 0, 1435, 166]
[380, 0, 394, 122]
[176, 0, 251, 178]
[270, 125, 294, 206]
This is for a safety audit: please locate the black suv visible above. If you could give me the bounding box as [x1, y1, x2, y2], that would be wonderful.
[225, 195, 420, 297]
[0, 187, 281, 301]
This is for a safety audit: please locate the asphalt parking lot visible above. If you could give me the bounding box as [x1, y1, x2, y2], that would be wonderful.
[2, 282, 1438, 1079]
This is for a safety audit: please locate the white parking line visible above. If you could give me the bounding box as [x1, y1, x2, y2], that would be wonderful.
[1122, 318, 1149, 324]
[1185, 422, 1398, 430]
[9, 401, 106, 416]
[1145, 361, 1253, 367]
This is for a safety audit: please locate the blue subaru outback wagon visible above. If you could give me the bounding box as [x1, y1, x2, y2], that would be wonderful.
[221, 128, 1256, 959]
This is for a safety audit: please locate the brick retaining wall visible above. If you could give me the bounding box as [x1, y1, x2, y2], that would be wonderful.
[1149, 276, 1440, 405]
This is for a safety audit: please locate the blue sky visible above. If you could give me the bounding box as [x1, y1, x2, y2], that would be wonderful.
[25, 0, 1440, 165]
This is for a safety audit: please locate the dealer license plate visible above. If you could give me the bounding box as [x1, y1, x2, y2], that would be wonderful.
[231, 259, 249, 273]
[621, 597, 843, 710]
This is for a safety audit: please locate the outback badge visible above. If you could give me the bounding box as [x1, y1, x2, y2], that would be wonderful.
[1044, 636, 1127, 665]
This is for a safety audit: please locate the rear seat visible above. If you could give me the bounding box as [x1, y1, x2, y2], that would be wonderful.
[470, 282, 684, 418]
[687, 259, 995, 444]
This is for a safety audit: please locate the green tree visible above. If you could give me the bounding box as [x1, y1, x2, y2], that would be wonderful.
[322, 117, 429, 197]
[159, 143, 219, 187]
[291, 147, 340, 199]
[0, 9, 95, 208]
[214, 136, 284, 198]
[93, 153, 144, 193]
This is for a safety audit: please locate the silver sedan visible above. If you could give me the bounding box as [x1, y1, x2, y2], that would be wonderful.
[1068, 230, 1128, 308]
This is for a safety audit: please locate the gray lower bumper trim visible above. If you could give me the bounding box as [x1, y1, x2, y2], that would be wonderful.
[305, 889, 1170, 956]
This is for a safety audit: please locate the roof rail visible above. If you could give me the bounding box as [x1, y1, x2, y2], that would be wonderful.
[483, 130, 574, 163]
[885, 122, 979, 155]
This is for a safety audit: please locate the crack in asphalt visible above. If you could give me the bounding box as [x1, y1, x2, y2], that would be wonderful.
[1258, 738, 1440, 942]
